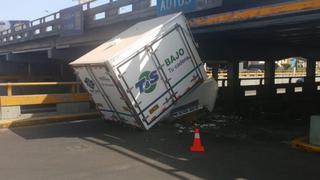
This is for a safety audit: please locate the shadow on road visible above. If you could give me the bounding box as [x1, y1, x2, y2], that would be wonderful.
[8, 118, 320, 180]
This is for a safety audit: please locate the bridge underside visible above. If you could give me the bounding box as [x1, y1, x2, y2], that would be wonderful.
[193, 9, 320, 61]
[190, 9, 320, 117]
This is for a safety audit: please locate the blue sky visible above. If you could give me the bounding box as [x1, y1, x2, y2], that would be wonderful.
[0, 0, 77, 20]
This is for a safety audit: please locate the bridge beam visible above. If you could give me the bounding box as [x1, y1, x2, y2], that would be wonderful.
[0, 55, 6, 61]
[5, 53, 24, 61]
[5, 52, 49, 63]
[48, 47, 93, 61]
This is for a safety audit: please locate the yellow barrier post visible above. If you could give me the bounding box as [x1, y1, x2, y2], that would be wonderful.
[7, 84, 12, 96]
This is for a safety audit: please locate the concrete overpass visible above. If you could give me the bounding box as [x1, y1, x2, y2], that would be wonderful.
[0, 0, 319, 114]
[2, 0, 320, 61]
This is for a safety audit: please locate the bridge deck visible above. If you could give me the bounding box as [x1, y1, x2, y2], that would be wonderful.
[1, 0, 320, 57]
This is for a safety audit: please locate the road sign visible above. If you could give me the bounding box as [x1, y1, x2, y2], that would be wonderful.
[157, 0, 196, 16]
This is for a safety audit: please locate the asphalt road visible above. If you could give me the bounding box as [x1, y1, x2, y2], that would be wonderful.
[0, 118, 319, 180]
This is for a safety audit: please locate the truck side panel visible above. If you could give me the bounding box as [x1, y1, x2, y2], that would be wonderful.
[74, 66, 118, 122]
[89, 65, 139, 127]
[151, 28, 203, 100]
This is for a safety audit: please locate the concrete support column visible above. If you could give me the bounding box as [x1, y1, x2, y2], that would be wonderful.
[305, 59, 316, 96]
[310, 115, 320, 145]
[265, 60, 275, 98]
[28, 63, 32, 76]
[212, 64, 219, 81]
[60, 64, 64, 77]
[227, 60, 240, 100]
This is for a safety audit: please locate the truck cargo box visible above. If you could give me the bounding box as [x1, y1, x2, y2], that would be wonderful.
[70, 13, 217, 130]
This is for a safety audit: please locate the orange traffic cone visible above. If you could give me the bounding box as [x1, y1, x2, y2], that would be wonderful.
[190, 128, 205, 152]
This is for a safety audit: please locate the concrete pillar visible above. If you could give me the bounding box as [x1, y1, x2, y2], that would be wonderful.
[57, 102, 90, 114]
[60, 64, 64, 77]
[227, 60, 240, 100]
[212, 64, 219, 81]
[0, 106, 21, 120]
[305, 59, 316, 96]
[265, 60, 275, 98]
[310, 115, 320, 146]
[28, 63, 32, 76]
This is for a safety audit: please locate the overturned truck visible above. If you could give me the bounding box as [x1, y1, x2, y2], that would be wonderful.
[70, 13, 218, 130]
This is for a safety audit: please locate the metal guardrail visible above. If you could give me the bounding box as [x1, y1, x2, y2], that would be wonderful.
[0, 82, 90, 107]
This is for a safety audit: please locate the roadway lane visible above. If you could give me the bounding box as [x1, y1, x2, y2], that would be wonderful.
[0, 118, 319, 180]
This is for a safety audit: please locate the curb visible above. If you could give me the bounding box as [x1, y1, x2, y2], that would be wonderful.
[291, 137, 320, 153]
[0, 112, 100, 129]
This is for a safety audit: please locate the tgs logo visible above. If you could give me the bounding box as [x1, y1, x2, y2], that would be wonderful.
[84, 77, 95, 90]
[135, 70, 159, 94]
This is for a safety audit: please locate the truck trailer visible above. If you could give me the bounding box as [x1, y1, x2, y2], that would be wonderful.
[70, 13, 218, 130]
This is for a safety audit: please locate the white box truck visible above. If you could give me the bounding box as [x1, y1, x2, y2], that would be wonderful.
[70, 13, 218, 130]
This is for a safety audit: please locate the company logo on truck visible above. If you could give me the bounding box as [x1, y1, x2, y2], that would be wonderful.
[84, 77, 95, 90]
[165, 48, 185, 67]
[135, 70, 159, 94]
[164, 47, 191, 73]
